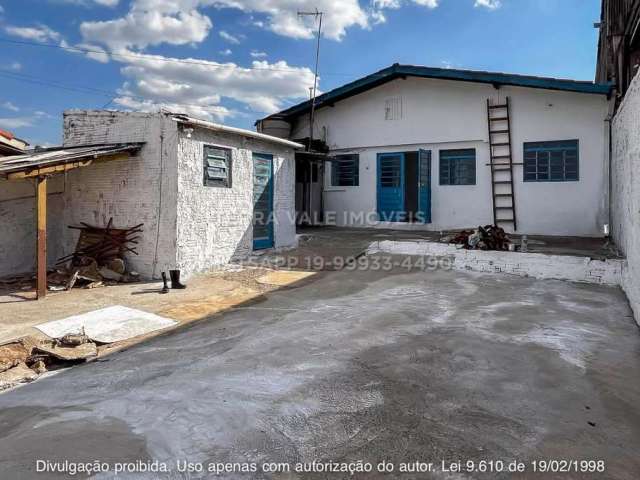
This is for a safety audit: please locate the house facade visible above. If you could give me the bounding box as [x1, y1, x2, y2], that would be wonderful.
[259, 65, 612, 237]
[0, 110, 300, 281]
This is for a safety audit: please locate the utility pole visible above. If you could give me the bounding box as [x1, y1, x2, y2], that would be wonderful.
[298, 9, 323, 152]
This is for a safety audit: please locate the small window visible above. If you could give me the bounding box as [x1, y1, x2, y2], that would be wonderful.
[331, 154, 359, 187]
[524, 140, 579, 182]
[203, 146, 232, 188]
[439, 149, 476, 185]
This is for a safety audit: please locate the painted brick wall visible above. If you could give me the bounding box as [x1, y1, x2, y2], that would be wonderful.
[0, 177, 65, 277]
[369, 240, 624, 286]
[176, 125, 296, 278]
[612, 72, 640, 323]
[62, 111, 179, 279]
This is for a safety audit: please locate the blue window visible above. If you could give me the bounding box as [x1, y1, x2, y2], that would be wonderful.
[524, 140, 579, 182]
[439, 149, 476, 185]
[331, 154, 359, 186]
[204, 145, 232, 187]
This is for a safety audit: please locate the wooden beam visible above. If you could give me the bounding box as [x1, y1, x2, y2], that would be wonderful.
[8, 160, 93, 180]
[36, 176, 47, 299]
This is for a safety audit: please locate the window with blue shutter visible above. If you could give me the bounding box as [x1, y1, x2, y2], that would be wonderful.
[331, 154, 359, 187]
[203, 146, 232, 188]
[439, 149, 476, 185]
[524, 140, 579, 182]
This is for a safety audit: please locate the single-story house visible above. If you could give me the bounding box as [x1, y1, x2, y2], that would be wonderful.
[0, 110, 301, 296]
[257, 64, 613, 237]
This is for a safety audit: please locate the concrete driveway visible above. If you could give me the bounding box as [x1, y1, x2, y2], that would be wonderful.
[1, 257, 639, 479]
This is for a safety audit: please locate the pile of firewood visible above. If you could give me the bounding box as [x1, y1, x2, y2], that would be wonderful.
[49, 218, 143, 291]
[445, 225, 511, 251]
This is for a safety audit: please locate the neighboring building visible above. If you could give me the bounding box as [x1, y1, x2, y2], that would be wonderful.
[0, 129, 28, 156]
[596, 0, 640, 109]
[0, 111, 301, 283]
[258, 64, 612, 237]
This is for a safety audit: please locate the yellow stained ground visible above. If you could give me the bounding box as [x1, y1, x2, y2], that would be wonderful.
[0, 268, 317, 355]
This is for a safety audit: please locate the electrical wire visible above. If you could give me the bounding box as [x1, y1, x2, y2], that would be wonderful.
[0, 37, 360, 77]
[0, 68, 272, 115]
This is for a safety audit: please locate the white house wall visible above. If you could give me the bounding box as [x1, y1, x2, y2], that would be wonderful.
[175, 125, 297, 278]
[612, 72, 640, 323]
[292, 77, 609, 236]
[62, 111, 179, 279]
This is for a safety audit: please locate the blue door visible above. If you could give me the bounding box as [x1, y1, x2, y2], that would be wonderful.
[418, 149, 432, 224]
[377, 153, 405, 222]
[253, 153, 274, 250]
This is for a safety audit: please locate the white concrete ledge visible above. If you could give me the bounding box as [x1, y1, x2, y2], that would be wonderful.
[368, 240, 625, 286]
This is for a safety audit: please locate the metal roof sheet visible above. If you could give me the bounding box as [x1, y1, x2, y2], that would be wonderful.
[263, 64, 614, 122]
[0, 143, 144, 176]
[172, 115, 304, 149]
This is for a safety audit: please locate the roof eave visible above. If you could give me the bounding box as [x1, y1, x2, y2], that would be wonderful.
[264, 65, 613, 123]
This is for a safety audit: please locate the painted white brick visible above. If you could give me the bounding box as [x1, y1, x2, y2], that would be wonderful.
[370, 240, 624, 286]
[612, 72, 640, 324]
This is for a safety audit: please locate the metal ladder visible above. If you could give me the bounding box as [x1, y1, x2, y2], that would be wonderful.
[486, 97, 517, 231]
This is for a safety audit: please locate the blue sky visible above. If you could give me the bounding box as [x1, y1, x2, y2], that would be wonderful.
[0, 0, 601, 146]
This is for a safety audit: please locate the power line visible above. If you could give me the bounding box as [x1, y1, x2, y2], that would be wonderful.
[0, 37, 358, 77]
[0, 68, 272, 115]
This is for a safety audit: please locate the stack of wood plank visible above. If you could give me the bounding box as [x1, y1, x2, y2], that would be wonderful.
[49, 218, 143, 290]
[57, 218, 143, 267]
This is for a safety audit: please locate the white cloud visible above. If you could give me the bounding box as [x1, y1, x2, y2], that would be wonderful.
[2, 102, 20, 112]
[0, 5, 4, 13]
[79, 0, 441, 49]
[250, 51, 267, 58]
[8, 62, 22, 71]
[111, 52, 316, 120]
[474, 0, 502, 10]
[81, 6, 212, 50]
[58, 0, 120, 5]
[5, 24, 61, 42]
[219, 48, 233, 56]
[76, 43, 110, 63]
[219, 30, 241, 44]
[0, 117, 34, 129]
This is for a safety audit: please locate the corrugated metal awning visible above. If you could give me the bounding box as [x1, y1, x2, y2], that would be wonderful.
[0, 143, 144, 178]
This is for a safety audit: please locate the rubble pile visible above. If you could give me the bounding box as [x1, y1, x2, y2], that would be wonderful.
[49, 218, 143, 291]
[0, 332, 97, 391]
[443, 225, 511, 251]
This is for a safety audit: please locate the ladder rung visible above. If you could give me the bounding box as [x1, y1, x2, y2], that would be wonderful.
[496, 219, 515, 223]
[489, 104, 508, 109]
[492, 155, 511, 159]
[494, 181, 512, 184]
[495, 206, 513, 210]
[490, 129, 509, 134]
[489, 116, 509, 121]
[492, 142, 510, 147]
[495, 193, 513, 197]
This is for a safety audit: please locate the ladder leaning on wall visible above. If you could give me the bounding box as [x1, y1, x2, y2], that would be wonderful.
[486, 97, 517, 231]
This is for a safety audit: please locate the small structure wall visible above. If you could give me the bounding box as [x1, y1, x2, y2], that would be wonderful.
[0, 177, 65, 277]
[62, 111, 179, 279]
[292, 77, 609, 236]
[611, 72, 640, 323]
[175, 125, 297, 278]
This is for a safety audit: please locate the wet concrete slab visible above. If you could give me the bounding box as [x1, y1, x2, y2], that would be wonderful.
[0, 259, 639, 479]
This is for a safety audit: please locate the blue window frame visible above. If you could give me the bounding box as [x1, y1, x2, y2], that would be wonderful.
[439, 149, 476, 185]
[524, 140, 579, 182]
[331, 154, 359, 186]
[204, 145, 232, 188]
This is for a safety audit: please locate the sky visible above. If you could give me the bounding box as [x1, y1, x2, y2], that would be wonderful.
[0, 0, 602, 146]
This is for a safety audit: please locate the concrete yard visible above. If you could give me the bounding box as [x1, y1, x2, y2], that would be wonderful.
[1, 256, 639, 479]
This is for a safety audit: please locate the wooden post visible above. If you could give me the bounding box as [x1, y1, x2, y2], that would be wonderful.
[36, 176, 47, 299]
